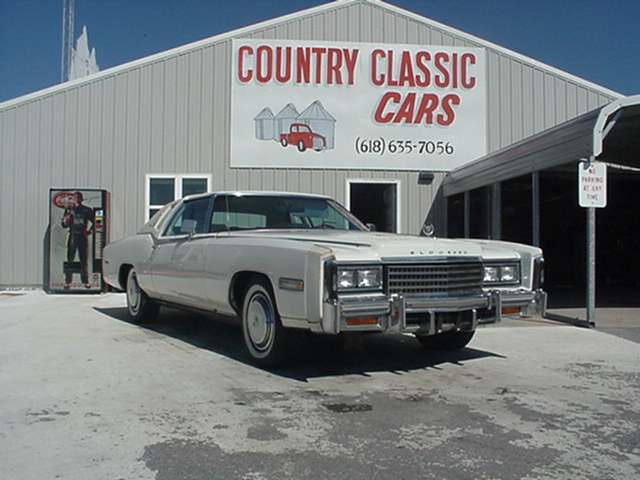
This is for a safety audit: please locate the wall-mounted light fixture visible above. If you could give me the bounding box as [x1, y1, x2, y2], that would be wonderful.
[418, 172, 435, 185]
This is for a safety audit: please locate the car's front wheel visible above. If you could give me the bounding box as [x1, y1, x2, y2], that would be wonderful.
[297, 140, 307, 152]
[416, 330, 475, 351]
[241, 279, 289, 367]
[126, 267, 159, 323]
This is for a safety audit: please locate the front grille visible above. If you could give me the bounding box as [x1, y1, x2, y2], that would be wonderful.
[387, 262, 483, 297]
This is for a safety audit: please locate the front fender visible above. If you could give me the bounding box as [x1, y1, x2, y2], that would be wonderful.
[210, 240, 332, 326]
[103, 234, 155, 291]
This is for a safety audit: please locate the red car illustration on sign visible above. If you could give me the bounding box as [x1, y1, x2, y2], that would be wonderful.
[280, 123, 327, 152]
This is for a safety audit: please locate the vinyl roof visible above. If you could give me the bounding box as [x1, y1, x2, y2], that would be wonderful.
[443, 94, 640, 196]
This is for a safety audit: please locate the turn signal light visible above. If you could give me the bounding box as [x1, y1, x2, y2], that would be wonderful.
[501, 306, 521, 315]
[346, 317, 378, 326]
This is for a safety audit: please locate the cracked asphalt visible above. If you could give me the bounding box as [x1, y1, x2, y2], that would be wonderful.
[1, 291, 638, 479]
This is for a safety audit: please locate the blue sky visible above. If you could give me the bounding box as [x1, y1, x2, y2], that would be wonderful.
[1, 0, 638, 103]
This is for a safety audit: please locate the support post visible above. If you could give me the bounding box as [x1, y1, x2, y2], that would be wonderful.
[492, 182, 501, 240]
[532, 171, 540, 247]
[586, 206, 596, 327]
[586, 156, 597, 327]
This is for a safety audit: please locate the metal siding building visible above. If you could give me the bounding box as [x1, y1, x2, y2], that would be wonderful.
[0, 0, 620, 288]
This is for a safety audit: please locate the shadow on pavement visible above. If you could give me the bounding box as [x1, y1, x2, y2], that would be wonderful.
[94, 306, 506, 382]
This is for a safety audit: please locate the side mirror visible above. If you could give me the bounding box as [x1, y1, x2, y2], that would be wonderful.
[180, 219, 197, 236]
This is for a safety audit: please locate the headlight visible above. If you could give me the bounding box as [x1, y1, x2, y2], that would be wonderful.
[337, 266, 383, 291]
[483, 263, 520, 285]
[338, 269, 357, 289]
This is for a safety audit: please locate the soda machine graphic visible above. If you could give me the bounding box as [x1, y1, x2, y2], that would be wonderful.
[46, 188, 109, 293]
[254, 100, 336, 152]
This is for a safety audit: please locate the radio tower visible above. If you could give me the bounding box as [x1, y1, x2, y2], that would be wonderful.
[61, 0, 75, 82]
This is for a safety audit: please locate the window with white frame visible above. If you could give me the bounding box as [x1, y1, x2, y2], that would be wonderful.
[145, 174, 211, 221]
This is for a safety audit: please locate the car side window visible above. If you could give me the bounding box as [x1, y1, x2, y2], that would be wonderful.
[163, 197, 211, 236]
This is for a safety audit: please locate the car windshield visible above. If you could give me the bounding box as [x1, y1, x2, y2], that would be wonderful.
[209, 195, 368, 232]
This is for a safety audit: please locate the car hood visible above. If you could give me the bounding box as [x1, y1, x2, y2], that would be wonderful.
[233, 230, 522, 262]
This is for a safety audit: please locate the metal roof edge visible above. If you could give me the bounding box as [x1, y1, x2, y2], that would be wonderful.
[0, 0, 360, 111]
[371, 1, 622, 100]
[0, 0, 622, 111]
[593, 93, 640, 157]
[444, 94, 640, 196]
[449, 109, 601, 173]
[442, 108, 603, 195]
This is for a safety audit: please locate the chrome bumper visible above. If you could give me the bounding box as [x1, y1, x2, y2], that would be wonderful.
[498, 288, 547, 317]
[318, 288, 547, 335]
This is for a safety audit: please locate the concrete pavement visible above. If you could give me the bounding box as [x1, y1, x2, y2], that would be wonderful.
[1, 290, 638, 479]
[545, 306, 640, 344]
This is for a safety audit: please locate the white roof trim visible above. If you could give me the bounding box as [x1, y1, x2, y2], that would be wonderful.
[1, 0, 622, 110]
[443, 94, 640, 196]
[593, 93, 640, 157]
[0, 0, 341, 109]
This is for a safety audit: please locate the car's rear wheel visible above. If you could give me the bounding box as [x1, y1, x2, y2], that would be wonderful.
[126, 267, 159, 323]
[280, 138, 288, 147]
[416, 330, 475, 351]
[241, 279, 289, 367]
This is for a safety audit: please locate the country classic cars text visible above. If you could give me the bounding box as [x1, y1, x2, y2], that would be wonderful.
[235, 43, 481, 127]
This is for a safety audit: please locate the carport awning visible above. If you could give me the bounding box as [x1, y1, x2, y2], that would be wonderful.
[443, 94, 640, 196]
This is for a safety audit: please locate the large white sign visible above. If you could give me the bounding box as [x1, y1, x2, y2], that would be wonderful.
[230, 39, 486, 171]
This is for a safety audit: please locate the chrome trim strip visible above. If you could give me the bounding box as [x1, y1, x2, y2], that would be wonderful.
[403, 294, 490, 311]
[380, 256, 483, 263]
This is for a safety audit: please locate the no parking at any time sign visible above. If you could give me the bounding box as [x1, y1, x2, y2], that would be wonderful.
[579, 161, 607, 208]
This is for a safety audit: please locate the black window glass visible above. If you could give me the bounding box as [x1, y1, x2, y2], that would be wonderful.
[164, 197, 211, 235]
[182, 178, 208, 197]
[150, 178, 175, 206]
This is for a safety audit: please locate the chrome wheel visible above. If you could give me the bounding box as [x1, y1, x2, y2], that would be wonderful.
[125, 268, 158, 323]
[126, 269, 143, 315]
[242, 280, 289, 367]
[246, 289, 275, 354]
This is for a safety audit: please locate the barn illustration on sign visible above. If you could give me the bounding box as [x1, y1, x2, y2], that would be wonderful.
[254, 100, 336, 152]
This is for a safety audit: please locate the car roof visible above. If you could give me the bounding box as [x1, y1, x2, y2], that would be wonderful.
[181, 191, 331, 202]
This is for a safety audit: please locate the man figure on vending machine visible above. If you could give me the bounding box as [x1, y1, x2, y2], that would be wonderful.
[61, 191, 94, 289]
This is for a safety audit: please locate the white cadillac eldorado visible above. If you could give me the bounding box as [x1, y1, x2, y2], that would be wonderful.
[103, 191, 546, 367]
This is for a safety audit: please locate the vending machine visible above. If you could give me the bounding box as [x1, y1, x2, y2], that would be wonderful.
[47, 189, 109, 293]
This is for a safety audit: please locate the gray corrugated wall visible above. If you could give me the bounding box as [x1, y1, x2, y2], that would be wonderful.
[0, 0, 618, 286]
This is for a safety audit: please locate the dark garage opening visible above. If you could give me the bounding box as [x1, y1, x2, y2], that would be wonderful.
[350, 183, 397, 233]
[501, 174, 533, 246]
[444, 98, 640, 311]
[446, 167, 640, 309]
[540, 167, 640, 308]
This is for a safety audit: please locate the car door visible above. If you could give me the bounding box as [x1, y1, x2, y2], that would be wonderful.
[148, 196, 213, 308]
[202, 194, 270, 314]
